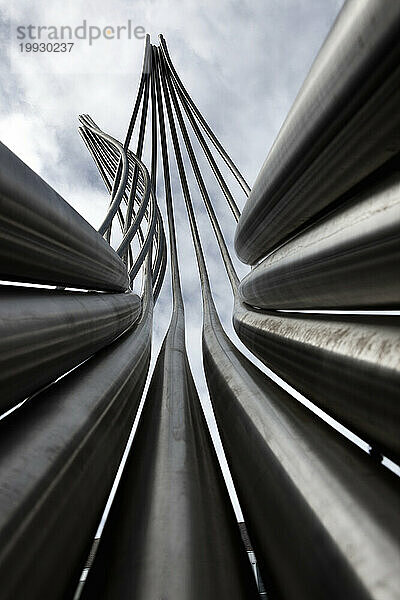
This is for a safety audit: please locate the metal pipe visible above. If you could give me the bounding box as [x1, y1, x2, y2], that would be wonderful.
[235, 0, 400, 264]
[81, 117, 154, 269]
[158, 48, 212, 295]
[80, 117, 128, 247]
[0, 286, 141, 414]
[233, 299, 400, 463]
[80, 318, 259, 600]
[240, 158, 400, 309]
[142, 45, 167, 300]
[124, 36, 152, 235]
[0, 141, 129, 291]
[162, 52, 240, 293]
[127, 191, 157, 281]
[103, 35, 148, 242]
[116, 154, 152, 258]
[158, 42, 400, 599]
[159, 35, 251, 197]
[159, 50, 244, 300]
[80, 51, 258, 600]
[80, 120, 166, 297]
[80, 125, 146, 247]
[203, 292, 400, 600]
[0, 267, 153, 600]
[123, 75, 150, 237]
[78, 117, 129, 238]
[152, 242, 166, 301]
[78, 127, 135, 267]
[150, 211, 167, 297]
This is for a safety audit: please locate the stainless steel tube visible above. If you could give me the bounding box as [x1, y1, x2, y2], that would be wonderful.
[0, 142, 130, 290]
[235, 0, 400, 264]
[233, 299, 400, 462]
[0, 282, 153, 600]
[204, 294, 400, 600]
[239, 160, 400, 309]
[81, 308, 259, 600]
[0, 286, 140, 413]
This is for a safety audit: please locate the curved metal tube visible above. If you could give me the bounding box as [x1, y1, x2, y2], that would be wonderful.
[150, 209, 166, 288]
[115, 154, 152, 257]
[81, 308, 258, 600]
[203, 292, 400, 600]
[81, 46, 257, 600]
[240, 159, 400, 309]
[159, 35, 251, 197]
[154, 48, 182, 302]
[106, 35, 149, 240]
[80, 125, 147, 248]
[80, 118, 162, 293]
[125, 36, 152, 235]
[233, 299, 400, 463]
[152, 244, 167, 302]
[156, 39, 400, 599]
[0, 271, 153, 600]
[127, 188, 157, 281]
[161, 50, 240, 292]
[171, 75, 241, 222]
[123, 78, 150, 236]
[0, 286, 141, 414]
[78, 127, 134, 267]
[78, 117, 129, 237]
[235, 1, 400, 264]
[0, 142, 129, 291]
[79, 40, 166, 296]
[80, 127, 165, 298]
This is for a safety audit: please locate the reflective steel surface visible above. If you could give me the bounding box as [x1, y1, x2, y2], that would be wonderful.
[0, 274, 153, 600]
[240, 159, 400, 309]
[81, 47, 258, 598]
[233, 299, 400, 462]
[235, 0, 400, 264]
[0, 142, 130, 291]
[81, 305, 258, 600]
[204, 293, 400, 600]
[0, 286, 140, 413]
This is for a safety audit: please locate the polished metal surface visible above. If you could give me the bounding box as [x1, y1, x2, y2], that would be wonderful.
[204, 292, 400, 600]
[124, 37, 151, 244]
[233, 299, 400, 462]
[240, 159, 400, 309]
[159, 34, 400, 596]
[81, 48, 258, 599]
[81, 307, 257, 600]
[79, 115, 166, 295]
[235, 0, 400, 264]
[0, 286, 140, 414]
[78, 117, 157, 270]
[0, 272, 153, 600]
[0, 141, 129, 291]
[2, 22, 399, 600]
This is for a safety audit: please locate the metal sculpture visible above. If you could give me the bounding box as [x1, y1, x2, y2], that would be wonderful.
[80, 48, 258, 600]
[0, 1, 399, 598]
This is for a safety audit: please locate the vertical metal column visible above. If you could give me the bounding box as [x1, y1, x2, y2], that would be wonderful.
[80, 47, 258, 600]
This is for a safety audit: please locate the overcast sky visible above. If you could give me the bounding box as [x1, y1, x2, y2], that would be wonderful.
[1, 0, 344, 518]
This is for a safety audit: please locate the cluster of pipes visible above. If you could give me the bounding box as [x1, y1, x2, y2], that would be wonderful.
[0, 1, 399, 599]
